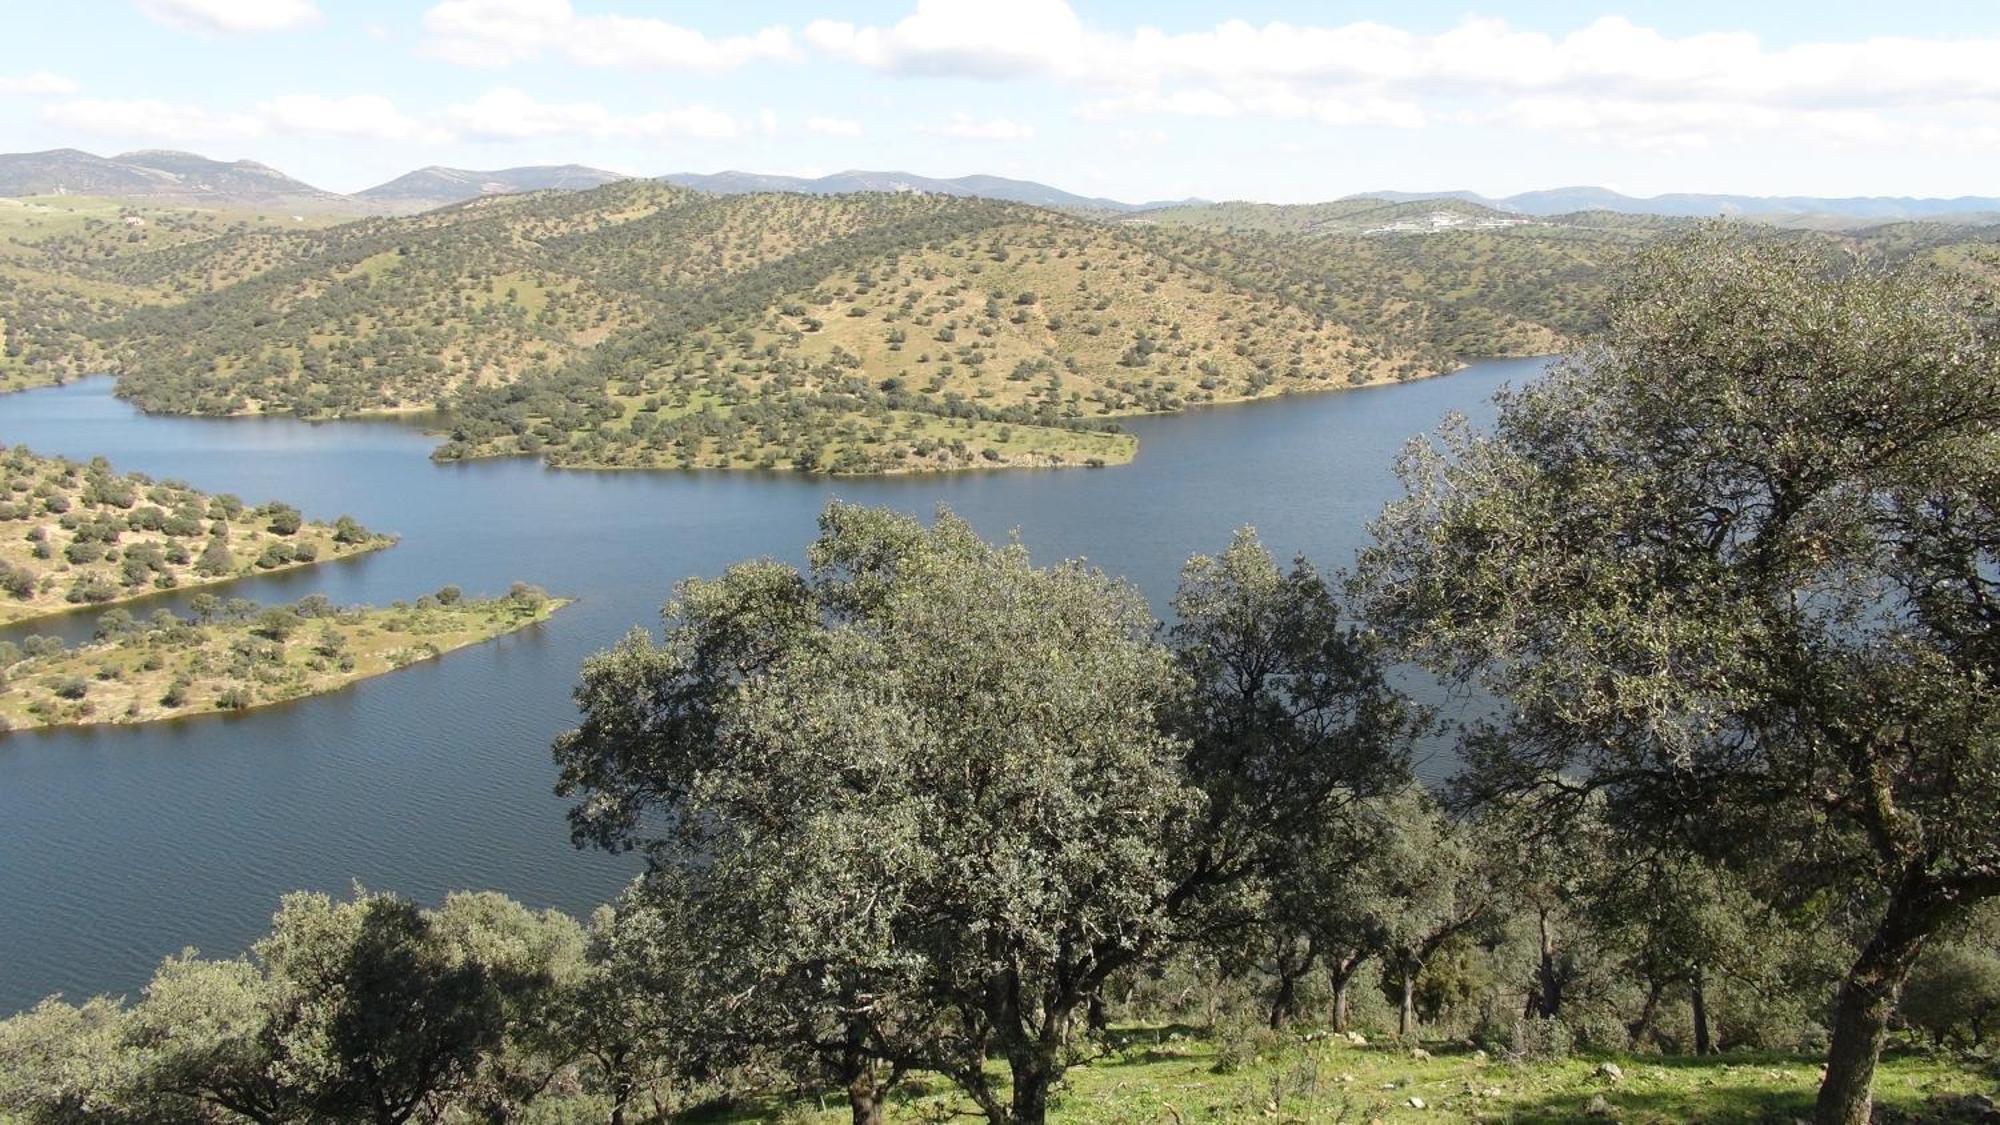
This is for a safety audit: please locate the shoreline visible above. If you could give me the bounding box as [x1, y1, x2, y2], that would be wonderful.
[0, 593, 570, 733]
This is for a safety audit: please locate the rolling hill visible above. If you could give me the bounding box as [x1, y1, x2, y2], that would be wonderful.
[1349, 186, 2000, 225]
[9, 174, 1993, 475]
[2, 179, 1596, 473]
[355, 164, 628, 211]
[660, 169, 1198, 213]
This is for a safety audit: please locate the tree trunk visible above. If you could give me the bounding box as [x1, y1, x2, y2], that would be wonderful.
[607, 1071, 633, 1125]
[847, 1076, 885, 1125]
[1628, 978, 1664, 1049]
[1690, 970, 1712, 1057]
[1535, 909, 1561, 1019]
[1813, 882, 1948, 1125]
[1087, 991, 1108, 1034]
[1270, 968, 1300, 1030]
[1327, 952, 1364, 1033]
[1008, 1052, 1053, 1125]
[1398, 965, 1416, 1039]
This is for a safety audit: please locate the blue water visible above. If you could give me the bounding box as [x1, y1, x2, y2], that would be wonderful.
[0, 357, 1545, 1013]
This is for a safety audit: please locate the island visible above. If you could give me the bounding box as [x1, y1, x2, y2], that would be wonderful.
[0, 445, 394, 625]
[0, 583, 564, 730]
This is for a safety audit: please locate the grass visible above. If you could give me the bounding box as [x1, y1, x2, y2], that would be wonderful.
[699, 1028, 1998, 1124]
[0, 589, 567, 731]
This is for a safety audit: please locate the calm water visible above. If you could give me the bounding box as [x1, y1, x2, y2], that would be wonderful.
[0, 357, 1545, 1013]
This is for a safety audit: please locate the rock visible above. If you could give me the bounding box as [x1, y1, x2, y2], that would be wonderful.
[1595, 1061, 1624, 1082]
[1472, 1049, 1490, 1064]
[1346, 1031, 1368, 1046]
[1407, 1096, 1427, 1109]
[1585, 1093, 1617, 1119]
[1337, 1073, 1356, 1083]
[1411, 1047, 1432, 1060]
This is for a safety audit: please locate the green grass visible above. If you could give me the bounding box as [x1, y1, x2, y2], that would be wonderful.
[701, 1028, 1998, 1124]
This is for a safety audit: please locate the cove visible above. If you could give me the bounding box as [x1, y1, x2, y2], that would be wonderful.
[0, 356, 1549, 1014]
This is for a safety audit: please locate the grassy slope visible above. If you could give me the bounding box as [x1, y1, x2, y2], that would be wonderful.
[0, 446, 393, 625]
[721, 1030, 1997, 1124]
[0, 590, 565, 730]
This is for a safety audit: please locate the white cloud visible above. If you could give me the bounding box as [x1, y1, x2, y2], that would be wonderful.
[43, 93, 443, 145]
[0, 72, 79, 96]
[917, 113, 1035, 141]
[421, 0, 794, 71]
[805, 0, 1086, 79]
[258, 95, 448, 143]
[42, 98, 262, 140]
[439, 88, 742, 142]
[807, 116, 863, 137]
[136, 0, 320, 34]
[812, 4, 2000, 151]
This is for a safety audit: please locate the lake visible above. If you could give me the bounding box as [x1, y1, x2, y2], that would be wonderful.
[0, 357, 1546, 1014]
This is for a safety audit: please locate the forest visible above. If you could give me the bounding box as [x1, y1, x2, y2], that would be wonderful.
[2, 235, 1995, 1125]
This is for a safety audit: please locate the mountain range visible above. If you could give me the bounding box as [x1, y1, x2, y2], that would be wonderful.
[4, 148, 1998, 226]
[657, 169, 1202, 213]
[0, 149, 352, 211]
[1349, 186, 2000, 223]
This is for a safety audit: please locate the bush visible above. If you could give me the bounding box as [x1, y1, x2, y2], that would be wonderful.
[1506, 1017, 1576, 1062]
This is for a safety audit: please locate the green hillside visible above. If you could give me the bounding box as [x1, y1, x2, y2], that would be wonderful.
[6, 186, 1994, 474]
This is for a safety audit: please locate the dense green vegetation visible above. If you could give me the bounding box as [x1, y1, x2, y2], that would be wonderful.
[0, 445, 390, 624]
[0, 583, 561, 729]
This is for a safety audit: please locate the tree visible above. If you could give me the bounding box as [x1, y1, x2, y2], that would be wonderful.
[1167, 529, 1418, 922]
[193, 536, 234, 577]
[254, 890, 503, 1125]
[1354, 234, 2000, 1125]
[557, 507, 1419, 1123]
[558, 503, 1192, 1125]
[1899, 906, 2000, 1050]
[0, 996, 145, 1124]
[429, 892, 586, 1123]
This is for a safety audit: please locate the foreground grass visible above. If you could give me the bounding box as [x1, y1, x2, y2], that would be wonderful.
[713, 1029, 1998, 1124]
[0, 587, 565, 730]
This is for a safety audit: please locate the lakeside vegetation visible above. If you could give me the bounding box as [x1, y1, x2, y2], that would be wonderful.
[0, 445, 392, 625]
[0, 583, 563, 730]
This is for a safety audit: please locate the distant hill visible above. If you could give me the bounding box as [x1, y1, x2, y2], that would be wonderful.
[1349, 186, 2000, 225]
[0, 149, 355, 212]
[355, 164, 627, 210]
[660, 169, 1200, 213]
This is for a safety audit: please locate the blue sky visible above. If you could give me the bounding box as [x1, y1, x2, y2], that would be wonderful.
[5, 1, 1998, 201]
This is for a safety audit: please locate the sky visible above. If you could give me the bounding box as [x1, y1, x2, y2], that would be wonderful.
[5, 0, 2000, 202]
